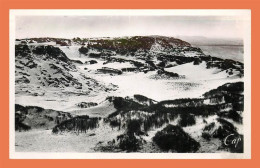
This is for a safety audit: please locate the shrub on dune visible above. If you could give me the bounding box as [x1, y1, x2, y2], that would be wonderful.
[153, 124, 200, 152]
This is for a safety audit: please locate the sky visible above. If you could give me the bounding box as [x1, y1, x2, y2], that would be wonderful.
[15, 15, 246, 39]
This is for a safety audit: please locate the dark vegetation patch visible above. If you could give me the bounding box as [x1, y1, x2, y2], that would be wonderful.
[98, 119, 147, 152]
[144, 103, 220, 116]
[217, 110, 243, 124]
[97, 67, 122, 75]
[158, 98, 204, 107]
[157, 69, 179, 78]
[15, 122, 31, 131]
[158, 55, 243, 76]
[203, 82, 244, 116]
[15, 44, 71, 64]
[106, 82, 244, 135]
[52, 115, 101, 134]
[56, 40, 69, 46]
[121, 67, 138, 72]
[106, 118, 121, 130]
[142, 112, 174, 132]
[78, 46, 89, 55]
[158, 55, 196, 65]
[116, 119, 146, 152]
[76, 102, 98, 108]
[19, 37, 71, 45]
[214, 118, 238, 139]
[107, 97, 144, 116]
[15, 76, 30, 84]
[89, 53, 102, 58]
[85, 36, 190, 55]
[152, 124, 200, 152]
[15, 44, 93, 90]
[32, 45, 70, 62]
[85, 60, 98, 64]
[206, 59, 243, 72]
[201, 132, 211, 141]
[178, 113, 196, 127]
[15, 104, 72, 131]
[107, 100, 173, 130]
[202, 118, 238, 140]
[125, 119, 144, 135]
[193, 57, 202, 65]
[134, 94, 152, 102]
[15, 45, 31, 57]
[203, 82, 244, 98]
[133, 94, 156, 106]
[15, 104, 31, 131]
[71, 60, 83, 64]
[116, 133, 143, 152]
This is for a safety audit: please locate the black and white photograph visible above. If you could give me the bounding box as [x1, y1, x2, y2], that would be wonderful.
[10, 10, 251, 159]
